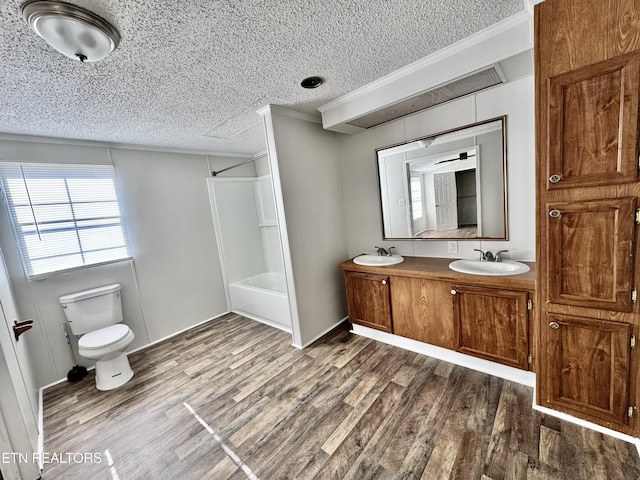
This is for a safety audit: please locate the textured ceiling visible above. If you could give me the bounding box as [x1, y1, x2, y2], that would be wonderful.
[0, 0, 525, 155]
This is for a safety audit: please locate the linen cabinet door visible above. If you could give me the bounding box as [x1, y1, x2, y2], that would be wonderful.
[546, 198, 636, 311]
[451, 284, 530, 370]
[546, 54, 640, 190]
[542, 314, 633, 427]
[344, 271, 392, 333]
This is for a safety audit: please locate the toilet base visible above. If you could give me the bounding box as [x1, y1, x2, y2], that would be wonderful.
[95, 352, 134, 391]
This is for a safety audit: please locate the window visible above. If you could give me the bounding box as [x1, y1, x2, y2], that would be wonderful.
[0, 162, 132, 278]
[410, 175, 423, 220]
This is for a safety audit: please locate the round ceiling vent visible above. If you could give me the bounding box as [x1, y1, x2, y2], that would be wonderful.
[300, 76, 323, 89]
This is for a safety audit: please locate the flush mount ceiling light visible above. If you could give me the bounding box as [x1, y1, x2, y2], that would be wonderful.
[21, 0, 120, 62]
[301, 76, 323, 89]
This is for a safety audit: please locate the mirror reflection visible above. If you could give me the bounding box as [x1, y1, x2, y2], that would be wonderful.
[377, 116, 508, 240]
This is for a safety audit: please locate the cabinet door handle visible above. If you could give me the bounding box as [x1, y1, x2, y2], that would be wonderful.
[451, 289, 458, 295]
[549, 321, 560, 329]
[549, 209, 561, 218]
[381, 280, 387, 285]
[549, 174, 562, 183]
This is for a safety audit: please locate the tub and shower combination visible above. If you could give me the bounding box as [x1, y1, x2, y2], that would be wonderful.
[208, 173, 292, 331]
[228, 271, 289, 330]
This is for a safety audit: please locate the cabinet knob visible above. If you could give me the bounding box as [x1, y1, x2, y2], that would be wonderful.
[549, 209, 561, 218]
[549, 174, 562, 183]
[451, 289, 458, 295]
[549, 321, 560, 329]
[381, 280, 387, 285]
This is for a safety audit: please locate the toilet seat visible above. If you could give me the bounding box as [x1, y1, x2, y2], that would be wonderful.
[79, 324, 131, 350]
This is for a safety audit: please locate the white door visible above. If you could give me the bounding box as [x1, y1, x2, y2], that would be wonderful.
[0, 249, 40, 479]
[434, 172, 458, 230]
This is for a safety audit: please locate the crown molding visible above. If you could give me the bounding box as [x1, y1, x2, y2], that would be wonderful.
[0, 132, 254, 158]
[524, 0, 545, 14]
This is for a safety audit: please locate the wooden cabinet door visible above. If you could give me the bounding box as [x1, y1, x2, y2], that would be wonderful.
[390, 276, 456, 349]
[546, 54, 640, 189]
[546, 197, 636, 311]
[542, 314, 632, 427]
[344, 271, 392, 333]
[452, 284, 529, 370]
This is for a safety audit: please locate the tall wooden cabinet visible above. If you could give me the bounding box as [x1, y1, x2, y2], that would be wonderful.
[535, 0, 640, 435]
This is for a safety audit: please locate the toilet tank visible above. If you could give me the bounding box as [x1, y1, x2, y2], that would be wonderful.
[59, 284, 123, 335]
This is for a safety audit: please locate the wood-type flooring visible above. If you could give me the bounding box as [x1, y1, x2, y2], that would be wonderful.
[42, 314, 640, 479]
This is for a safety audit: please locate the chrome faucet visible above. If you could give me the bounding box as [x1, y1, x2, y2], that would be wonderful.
[473, 249, 509, 262]
[375, 246, 395, 256]
[473, 248, 487, 261]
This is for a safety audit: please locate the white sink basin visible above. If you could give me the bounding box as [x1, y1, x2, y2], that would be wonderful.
[353, 254, 404, 267]
[449, 259, 530, 276]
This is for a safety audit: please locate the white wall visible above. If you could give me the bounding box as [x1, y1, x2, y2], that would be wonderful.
[0, 138, 236, 385]
[337, 75, 535, 262]
[261, 107, 349, 347]
[111, 148, 228, 341]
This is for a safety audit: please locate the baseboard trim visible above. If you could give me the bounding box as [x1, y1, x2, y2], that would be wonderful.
[42, 311, 268, 392]
[38, 312, 231, 466]
[351, 324, 640, 449]
[37, 387, 43, 471]
[128, 311, 231, 356]
[293, 317, 349, 350]
[351, 324, 535, 386]
[531, 400, 640, 453]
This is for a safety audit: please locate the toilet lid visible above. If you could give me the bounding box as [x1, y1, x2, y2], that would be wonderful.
[79, 324, 131, 350]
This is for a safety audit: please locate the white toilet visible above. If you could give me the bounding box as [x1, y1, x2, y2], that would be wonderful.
[59, 284, 135, 391]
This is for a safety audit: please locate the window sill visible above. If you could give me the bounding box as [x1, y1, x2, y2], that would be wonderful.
[28, 257, 134, 281]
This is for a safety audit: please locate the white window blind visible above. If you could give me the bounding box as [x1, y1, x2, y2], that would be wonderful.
[0, 162, 132, 278]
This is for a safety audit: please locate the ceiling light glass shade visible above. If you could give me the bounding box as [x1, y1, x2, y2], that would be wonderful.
[21, 1, 120, 62]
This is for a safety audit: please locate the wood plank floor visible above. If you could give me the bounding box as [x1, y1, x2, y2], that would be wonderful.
[42, 314, 640, 479]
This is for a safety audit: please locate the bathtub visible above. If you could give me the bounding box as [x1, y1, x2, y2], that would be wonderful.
[228, 272, 291, 331]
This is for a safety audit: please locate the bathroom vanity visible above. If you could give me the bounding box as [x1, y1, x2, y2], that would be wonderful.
[339, 256, 536, 371]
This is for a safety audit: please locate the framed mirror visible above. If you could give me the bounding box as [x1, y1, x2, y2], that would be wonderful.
[376, 116, 508, 240]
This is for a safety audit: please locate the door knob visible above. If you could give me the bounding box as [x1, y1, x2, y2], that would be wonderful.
[549, 321, 560, 329]
[549, 209, 561, 218]
[451, 289, 458, 295]
[381, 280, 387, 285]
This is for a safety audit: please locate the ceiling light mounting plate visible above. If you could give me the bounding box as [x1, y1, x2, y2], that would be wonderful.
[21, 0, 120, 62]
[301, 76, 323, 89]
